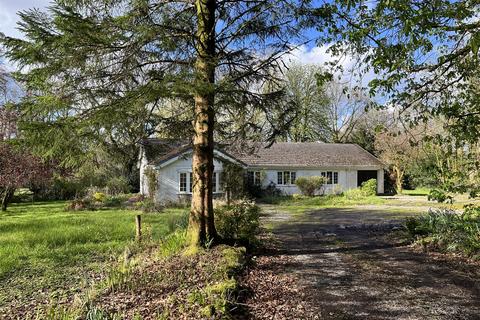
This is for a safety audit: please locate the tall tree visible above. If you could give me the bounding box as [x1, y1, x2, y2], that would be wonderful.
[325, 82, 369, 143]
[375, 123, 425, 194]
[281, 63, 330, 142]
[2, 0, 311, 246]
[315, 0, 480, 140]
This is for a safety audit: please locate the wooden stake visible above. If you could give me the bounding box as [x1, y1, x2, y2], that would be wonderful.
[135, 214, 142, 241]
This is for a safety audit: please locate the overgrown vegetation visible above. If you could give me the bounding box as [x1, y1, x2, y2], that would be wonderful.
[405, 206, 480, 257]
[215, 199, 260, 246]
[0, 198, 252, 319]
[261, 189, 385, 215]
[295, 176, 327, 196]
[86, 245, 246, 319]
[0, 201, 186, 317]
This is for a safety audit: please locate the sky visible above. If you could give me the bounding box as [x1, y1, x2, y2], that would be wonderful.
[0, 0, 51, 39]
[0, 0, 339, 69]
[0, 0, 374, 91]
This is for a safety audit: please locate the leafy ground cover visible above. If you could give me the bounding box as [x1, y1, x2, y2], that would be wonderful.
[0, 201, 187, 317]
[87, 245, 246, 319]
[406, 207, 480, 258]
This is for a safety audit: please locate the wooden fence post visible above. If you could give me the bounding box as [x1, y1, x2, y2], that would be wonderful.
[135, 214, 142, 241]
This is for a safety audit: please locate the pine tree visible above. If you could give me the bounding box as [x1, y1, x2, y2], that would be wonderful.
[2, 0, 314, 246]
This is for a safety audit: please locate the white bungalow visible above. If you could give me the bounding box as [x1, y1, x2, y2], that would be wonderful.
[139, 139, 385, 203]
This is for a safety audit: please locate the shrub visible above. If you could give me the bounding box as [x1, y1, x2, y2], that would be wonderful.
[166, 210, 190, 233]
[65, 198, 94, 211]
[103, 194, 130, 207]
[360, 179, 377, 196]
[144, 166, 158, 199]
[106, 176, 130, 195]
[214, 199, 260, 245]
[405, 208, 480, 256]
[93, 192, 107, 202]
[343, 188, 366, 200]
[34, 176, 88, 200]
[428, 189, 453, 203]
[295, 176, 327, 196]
[137, 198, 164, 213]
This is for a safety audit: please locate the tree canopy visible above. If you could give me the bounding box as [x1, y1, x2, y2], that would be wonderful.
[2, 0, 317, 246]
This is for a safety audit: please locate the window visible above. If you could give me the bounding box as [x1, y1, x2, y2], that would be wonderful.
[291, 172, 296, 184]
[189, 172, 193, 192]
[283, 171, 291, 185]
[277, 171, 296, 185]
[180, 171, 221, 193]
[248, 171, 262, 185]
[179, 172, 187, 192]
[320, 171, 339, 185]
[212, 172, 217, 192]
[326, 171, 332, 184]
[254, 171, 261, 185]
[219, 172, 224, 191]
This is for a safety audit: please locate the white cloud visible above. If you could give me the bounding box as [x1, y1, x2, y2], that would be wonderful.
[285, 44, 352, 69]
[283, 44, 376, 89]
[0, 0, 51, 39]
[0, 0, 51, 70]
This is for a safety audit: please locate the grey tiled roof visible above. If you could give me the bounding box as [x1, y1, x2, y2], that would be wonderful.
[140, 139, 189, 164]
[140, 139, 384, 168]
[232, 142, 384, 168]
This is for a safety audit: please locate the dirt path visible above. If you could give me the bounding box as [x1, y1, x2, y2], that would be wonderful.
[239, 206, 480, 320]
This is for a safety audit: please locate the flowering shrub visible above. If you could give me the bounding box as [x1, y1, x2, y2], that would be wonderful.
[93, 192, 107, 202]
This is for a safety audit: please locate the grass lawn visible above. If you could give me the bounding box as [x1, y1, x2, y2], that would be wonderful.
[261, 194, 387, 215]
[0, 201, 187, 315]
[402, 187, 431, 196]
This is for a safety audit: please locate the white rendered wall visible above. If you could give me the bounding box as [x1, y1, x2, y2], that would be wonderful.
[155, 155, 225, 203]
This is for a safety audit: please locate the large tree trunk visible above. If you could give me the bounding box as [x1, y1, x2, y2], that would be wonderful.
[189, 0, 217, 247]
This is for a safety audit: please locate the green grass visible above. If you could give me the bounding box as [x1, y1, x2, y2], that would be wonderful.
[402, 188, 431, 196]
[0, 201, 186, 312]
[261, 194, 386, 215]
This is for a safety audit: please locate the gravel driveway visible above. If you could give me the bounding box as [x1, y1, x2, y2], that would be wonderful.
[238, 206, 480, 320]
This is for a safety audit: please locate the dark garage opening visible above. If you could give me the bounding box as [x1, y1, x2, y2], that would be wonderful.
[357, 170, 377, 187]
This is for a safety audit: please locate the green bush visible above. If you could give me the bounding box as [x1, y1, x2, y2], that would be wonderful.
[295, 176, 327, 196]
[136, 198, 164, 213]
[103, 194, 130, 207]
[64, 198, 94, 211]
[166, 210, 190, 233]
[428, 189, 453, 203]
[93, 192, 107, 202]
[405, 208, 480, 256]
[343, 188, 367, 200]
[106, 176, 130, 195]
[34, 176, 88, 200]
[360, 179, 377, 196]
[214, 199, 260, 245]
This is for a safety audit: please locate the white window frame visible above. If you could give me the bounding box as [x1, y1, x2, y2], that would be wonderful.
[320, 171, 339, 185]
[179, 172, 187, 193]
[277, 171, 296, 185]
[254, 171, 261, 185]
[179, 171, 222, 194]
[247, 171, 262, 186]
